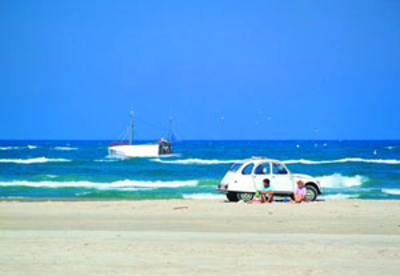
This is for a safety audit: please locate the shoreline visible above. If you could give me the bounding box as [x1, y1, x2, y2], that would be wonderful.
[1, 197, 399, 202]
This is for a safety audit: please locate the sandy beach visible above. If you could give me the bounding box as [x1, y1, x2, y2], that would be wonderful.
[1, 199, 400, 275]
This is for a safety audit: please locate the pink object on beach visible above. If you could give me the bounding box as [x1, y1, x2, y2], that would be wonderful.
[252, 197, 262, 203]
[295, 187, 306, 196]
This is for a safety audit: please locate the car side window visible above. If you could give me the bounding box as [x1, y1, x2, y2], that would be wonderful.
[242, 163, 254, 175]
[254, 163, 271, 175]
[272, 163, 288, 175]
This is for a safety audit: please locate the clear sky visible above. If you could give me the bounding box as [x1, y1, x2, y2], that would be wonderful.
[1, 0, 399, 140]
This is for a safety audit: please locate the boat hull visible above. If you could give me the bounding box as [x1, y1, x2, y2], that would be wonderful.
[108, 144, 170, 158]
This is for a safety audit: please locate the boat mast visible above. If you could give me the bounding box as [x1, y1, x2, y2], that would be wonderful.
[129, 109, 134, 145]
[169, 117, 173, 145]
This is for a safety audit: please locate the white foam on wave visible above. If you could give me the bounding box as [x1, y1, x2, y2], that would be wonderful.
[0, 146, 18, 150]
[75, 188, 153, 195]
[94, 159, 120, 163]
[151, 157, 400, 165]
[283, 158, 400, 165]
[0, 157, 71, 164]
[151, 158, 243, 165]
[320, 193, 359, 200]
[0, 179, 198, 190]
[0, 145, 37, 150]
[386, 146, 399, 150]
[316, 173, 367, 188]
[183, 193, 226, 200]
[381, 188, 400, 196]
[53, 146, 78, 151]
[94, 155, 127, 162]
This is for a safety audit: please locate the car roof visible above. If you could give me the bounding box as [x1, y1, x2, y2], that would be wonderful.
[238, 157, 283, 165]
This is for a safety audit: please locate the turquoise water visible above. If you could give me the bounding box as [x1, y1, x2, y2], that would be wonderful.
[0, 140, 399, 200]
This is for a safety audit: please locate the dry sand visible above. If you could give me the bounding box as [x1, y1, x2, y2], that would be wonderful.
[1, 199, 400, 275]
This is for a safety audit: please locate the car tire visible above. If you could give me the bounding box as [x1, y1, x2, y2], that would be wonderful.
[305, 185, 318, 201]
[227, 192, 239, 202]
[237, 192, 254, 202]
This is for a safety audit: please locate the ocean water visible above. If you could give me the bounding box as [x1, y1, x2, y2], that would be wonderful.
[0, 140, 399, 200]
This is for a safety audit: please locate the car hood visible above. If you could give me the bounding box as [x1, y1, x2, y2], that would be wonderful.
[292, 173, 317, 182]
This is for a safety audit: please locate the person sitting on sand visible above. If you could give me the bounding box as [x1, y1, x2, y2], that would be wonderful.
[294, 180, 307, 203]
[260, 179, 274, 203]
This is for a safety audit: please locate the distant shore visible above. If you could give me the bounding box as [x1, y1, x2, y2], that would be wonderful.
[1, 199, 400, 275]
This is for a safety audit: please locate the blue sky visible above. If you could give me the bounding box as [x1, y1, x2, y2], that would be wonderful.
[1, 0, 399, 140]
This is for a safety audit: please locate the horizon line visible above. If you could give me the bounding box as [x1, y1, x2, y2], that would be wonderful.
[0, 138, 399, 142]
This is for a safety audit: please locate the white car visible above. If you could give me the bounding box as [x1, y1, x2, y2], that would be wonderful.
[217, 157, 322, 202]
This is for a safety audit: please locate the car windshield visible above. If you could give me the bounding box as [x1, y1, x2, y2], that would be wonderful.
[242, 163, 254, 175]
[229, 163, 243, 172]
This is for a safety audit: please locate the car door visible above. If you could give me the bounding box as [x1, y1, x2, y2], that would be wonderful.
[235, 163, 256, 192]
[271, 162, 293, 193]
[252, 162, 272, 190]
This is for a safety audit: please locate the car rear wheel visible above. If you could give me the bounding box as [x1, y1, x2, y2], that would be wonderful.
[237, 192, 254, 202]
[226, 192, 239, 202]
[305, 185, 318, 201]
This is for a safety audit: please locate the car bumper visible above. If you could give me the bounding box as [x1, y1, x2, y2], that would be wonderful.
[216, 184, 228, 194]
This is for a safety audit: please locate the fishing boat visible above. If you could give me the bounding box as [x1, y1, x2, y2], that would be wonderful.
[108, 110, 173, 158]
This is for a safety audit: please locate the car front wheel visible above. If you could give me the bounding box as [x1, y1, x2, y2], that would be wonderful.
[305, 185, 318, 201]
[237, 192, 254, 202]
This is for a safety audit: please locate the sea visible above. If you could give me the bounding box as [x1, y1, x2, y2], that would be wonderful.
[0, 140, 399, 200]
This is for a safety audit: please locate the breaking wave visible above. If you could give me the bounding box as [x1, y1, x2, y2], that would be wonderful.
[94, 155, 127, 162]
[151, 157, 400, 165]
[381, 188, 400, 196]
[0, 145, 37, 150]
[94, 159, 120, 163]
[53, 146, 78, 151]
[320, 193, 359, 200]
[0, 179, 198, 190]
[183, 193, 226, 200]
[0, 157, 71, 164]
[284, 158, 400, 165]
[316, 173, 367, 188]
[0, 146, 19, 150]
[151, 158, 243, 165]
